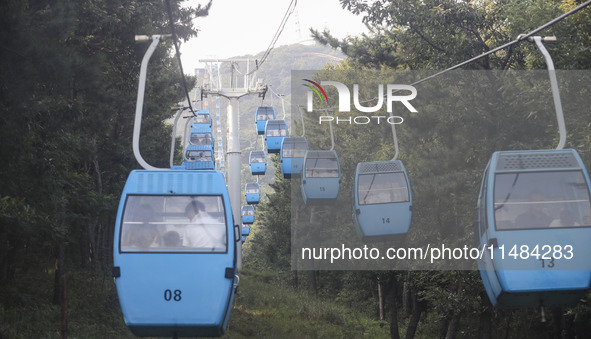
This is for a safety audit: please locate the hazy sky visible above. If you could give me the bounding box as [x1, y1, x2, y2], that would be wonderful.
[180, 0, 368, 72]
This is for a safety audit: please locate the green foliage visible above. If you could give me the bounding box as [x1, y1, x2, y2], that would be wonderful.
[226, 269, 390, 338]
[0, 268, 133, 338]
[0, 0, 206, 263]
[0, 0, 208, 335]
[244, 159, 293, 270]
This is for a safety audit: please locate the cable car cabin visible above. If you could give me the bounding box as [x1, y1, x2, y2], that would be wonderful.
[192, 109, 212, 129]
[264, 120, 288, 153]
[190, 130, 214, 148]
[182, 147, 215, 170]
[249, 150, 267, 176]
[245, 182, 261, 205]
[280, 137, 309, 179]
[255, 106, 276, 135]
[301, 150, 341, 204]
[352, 160, 412, 241]
[476, 149, 591, 308]
[113, 170, 238, 337]
[241, 225, 251, 243]
[241, 205, 255, 224]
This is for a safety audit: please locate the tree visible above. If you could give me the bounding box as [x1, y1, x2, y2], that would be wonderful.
[0, 0, 211, 334]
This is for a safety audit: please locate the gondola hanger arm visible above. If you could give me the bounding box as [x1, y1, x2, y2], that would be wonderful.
[528, 36, 566, 150]
[329, 116, 335, 151]
[297, 105, 306, 137]
[133, 35, 170, 170]
[389, 111, 399, 161]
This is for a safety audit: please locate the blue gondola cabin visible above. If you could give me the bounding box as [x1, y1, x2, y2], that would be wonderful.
[476, 149, 591, 308]
[182, 148, 215, 170]
[245, 182, 261, 204]
[280, 137, 309, 178]
[255, 106, 276, 135]
[249, 150, 266, 176]
[241, 205, 255, 224]
[301, 150, 341, 204]
[264, 120, 288, 153]
[193, 109, 212, 129]
[352, 160, 412, 240]
[113, 170, 237, 337]
[241, 225, 251, 243]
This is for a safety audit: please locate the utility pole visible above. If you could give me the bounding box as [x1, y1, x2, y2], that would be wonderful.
[200, 59, 266, 268]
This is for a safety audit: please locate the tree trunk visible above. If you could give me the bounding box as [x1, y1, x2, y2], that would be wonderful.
[404, 293, 424, 339]
[52, 246, 61, 305]
[445, 312, 461, 339]
[402, 278, 411, 315]
[478, 305, 492, 339]
[550, 307, 563, 339]
[59, 242, 68, 339]
[378, 277, 384, 320]
[1, 237, 19, 282]
[52, 241, 68, 338]
[91, 155, 102, 267]
[388, 274, 400, 339]
[308, 270, 317, 295]
[103, 215, 114, 269]
[438, 316, 450, 339]
[87, 217, 98, 266]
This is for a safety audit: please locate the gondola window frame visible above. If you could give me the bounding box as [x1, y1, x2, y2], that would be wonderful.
[118, 194, 230, 254]
[492, 169, 591, 231]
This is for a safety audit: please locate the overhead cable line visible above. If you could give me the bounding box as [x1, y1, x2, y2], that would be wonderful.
[409, 0, 591, 88]
[315, 0, 591, 111]
[165, 0, 196, 115]
[248, 0, 297, 75]
[268, 85, 287, 120]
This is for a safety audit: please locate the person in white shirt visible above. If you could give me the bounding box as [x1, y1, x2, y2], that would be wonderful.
[184, 200, 226, 251]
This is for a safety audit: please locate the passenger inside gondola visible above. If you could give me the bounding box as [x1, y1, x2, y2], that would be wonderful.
[186, 150, 212, 162]
[120, 196, 226, 252]
[251, 153, 264, 162]
[162, 230, 182, 247]
[190, 133, 213, 145]
[246, 185, 259, 194]
[120, 204, 156, 250]
[194, 114, 210, 124]
[257, 109, 274, 121]
[549, 209, 579, 227]
[184, 201, 226, 251]
[494, 170, 591, 229]
[515, 191, 552, 228]
[267, 123, 287, 136]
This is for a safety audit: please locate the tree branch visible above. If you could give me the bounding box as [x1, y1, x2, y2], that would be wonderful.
[407, 22, 447, 53]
